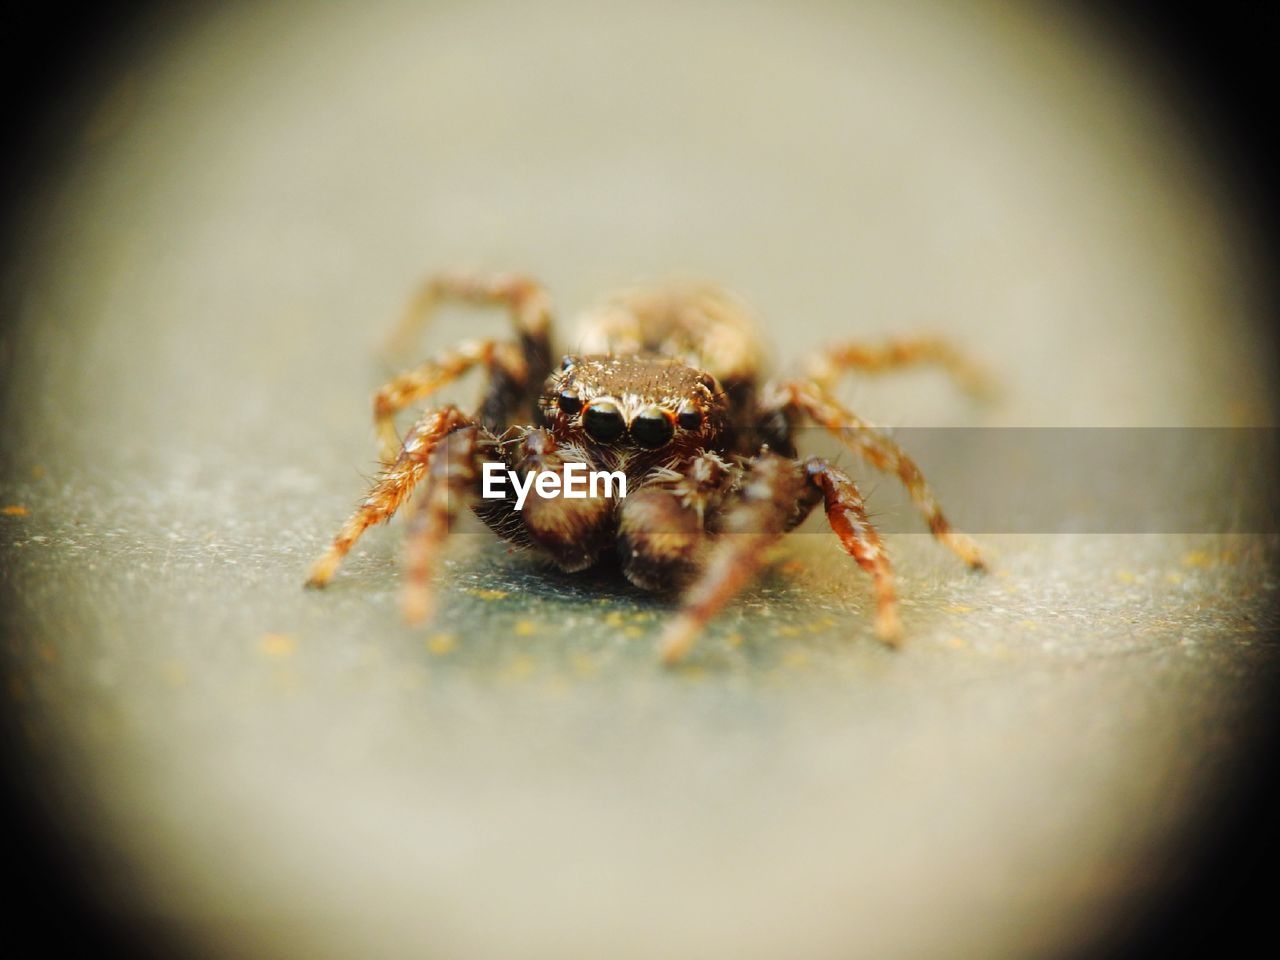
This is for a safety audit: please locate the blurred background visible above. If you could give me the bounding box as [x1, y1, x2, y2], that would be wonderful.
[1, 1, 1276, 958]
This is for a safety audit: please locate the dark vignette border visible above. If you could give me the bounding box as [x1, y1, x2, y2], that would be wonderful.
[0, 4, 1276, 959]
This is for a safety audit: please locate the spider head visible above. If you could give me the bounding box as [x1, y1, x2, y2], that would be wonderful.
[539, 354, 729, 454]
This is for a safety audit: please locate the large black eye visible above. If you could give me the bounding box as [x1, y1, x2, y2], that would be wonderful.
[583, 399, 626, 442]
[630, 405, 674, 449]
[558, 389, 582, 415]
[676, 400, 702, 431]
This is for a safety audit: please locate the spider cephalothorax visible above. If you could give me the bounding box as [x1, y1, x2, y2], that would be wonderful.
[539, 355, 731, 460]
[306, 271, 988, 663]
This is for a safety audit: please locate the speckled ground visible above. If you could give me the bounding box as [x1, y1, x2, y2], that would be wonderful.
[2, 2, 1276, 958]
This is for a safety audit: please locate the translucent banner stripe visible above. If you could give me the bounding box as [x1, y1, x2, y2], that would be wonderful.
[442, 428, 1280, 535]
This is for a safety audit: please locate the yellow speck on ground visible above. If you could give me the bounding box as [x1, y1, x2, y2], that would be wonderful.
[604, 611, 626, 627]
[161, 660, 189, 687]
[466, 588, 509, 601]
[569, 652, 598, 678]
[1181, 550, 1213, 568]
[2, 505, 29, 516]
[623, 625, 644, 638]
[944, 635, 968, 650]
[1017, 619, 1038, 631]
[1165, 571, 1184, 585]
[513, 619, 537, 636]
[30, 465, 46, 479]
[1115, 570, 1136, 584]
[426, 633, 457, 655]
[777, 625, 800, 638]
[724, 632, 744, 648]
[259, 633, 297, 658]
[945, 604, 974, 614]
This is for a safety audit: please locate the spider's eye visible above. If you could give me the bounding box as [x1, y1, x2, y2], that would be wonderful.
[583, 399, 626, 442]
[630, 406, 674, 448]
[558, 389, 582, 416]
[676, 400, 702, 431]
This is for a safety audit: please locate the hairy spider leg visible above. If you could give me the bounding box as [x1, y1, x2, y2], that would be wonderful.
[658, 453, 813, 665]
[373, 339, 521, 462]
[400, 424, 486, 623]
[801, 334, 995, 399]
[385, 269, 552, 363]
[616, 453, 736, 591]
[305, 406, 472, 588]
[769, 382, 986, 570]
[508, 429, 616, 572]
[376, 270, 554, 457]
[804, 458, 900, 643]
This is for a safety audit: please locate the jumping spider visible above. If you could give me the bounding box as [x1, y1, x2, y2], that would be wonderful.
[306, 271, 987, 663]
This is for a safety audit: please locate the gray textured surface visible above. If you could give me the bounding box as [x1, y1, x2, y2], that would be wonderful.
[2, 2, 1277, 958]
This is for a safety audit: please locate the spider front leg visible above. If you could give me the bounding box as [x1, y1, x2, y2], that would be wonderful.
[400, 424, 489, 623]
[616, 453, 736, 591]
[804, 458, 900, 643]
[305, 405, 471, 589]
[802, 334, 995, 399]
[658, 453, 812, 665]
[375, 270, 553, 459]
[511, 430, 616, 573]
[766, 381, 986, 570]
[373, 339, 524, 462]
[385, 270, 552, 364]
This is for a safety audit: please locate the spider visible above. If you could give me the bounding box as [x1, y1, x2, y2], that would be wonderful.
[305, 270, 988, 664]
